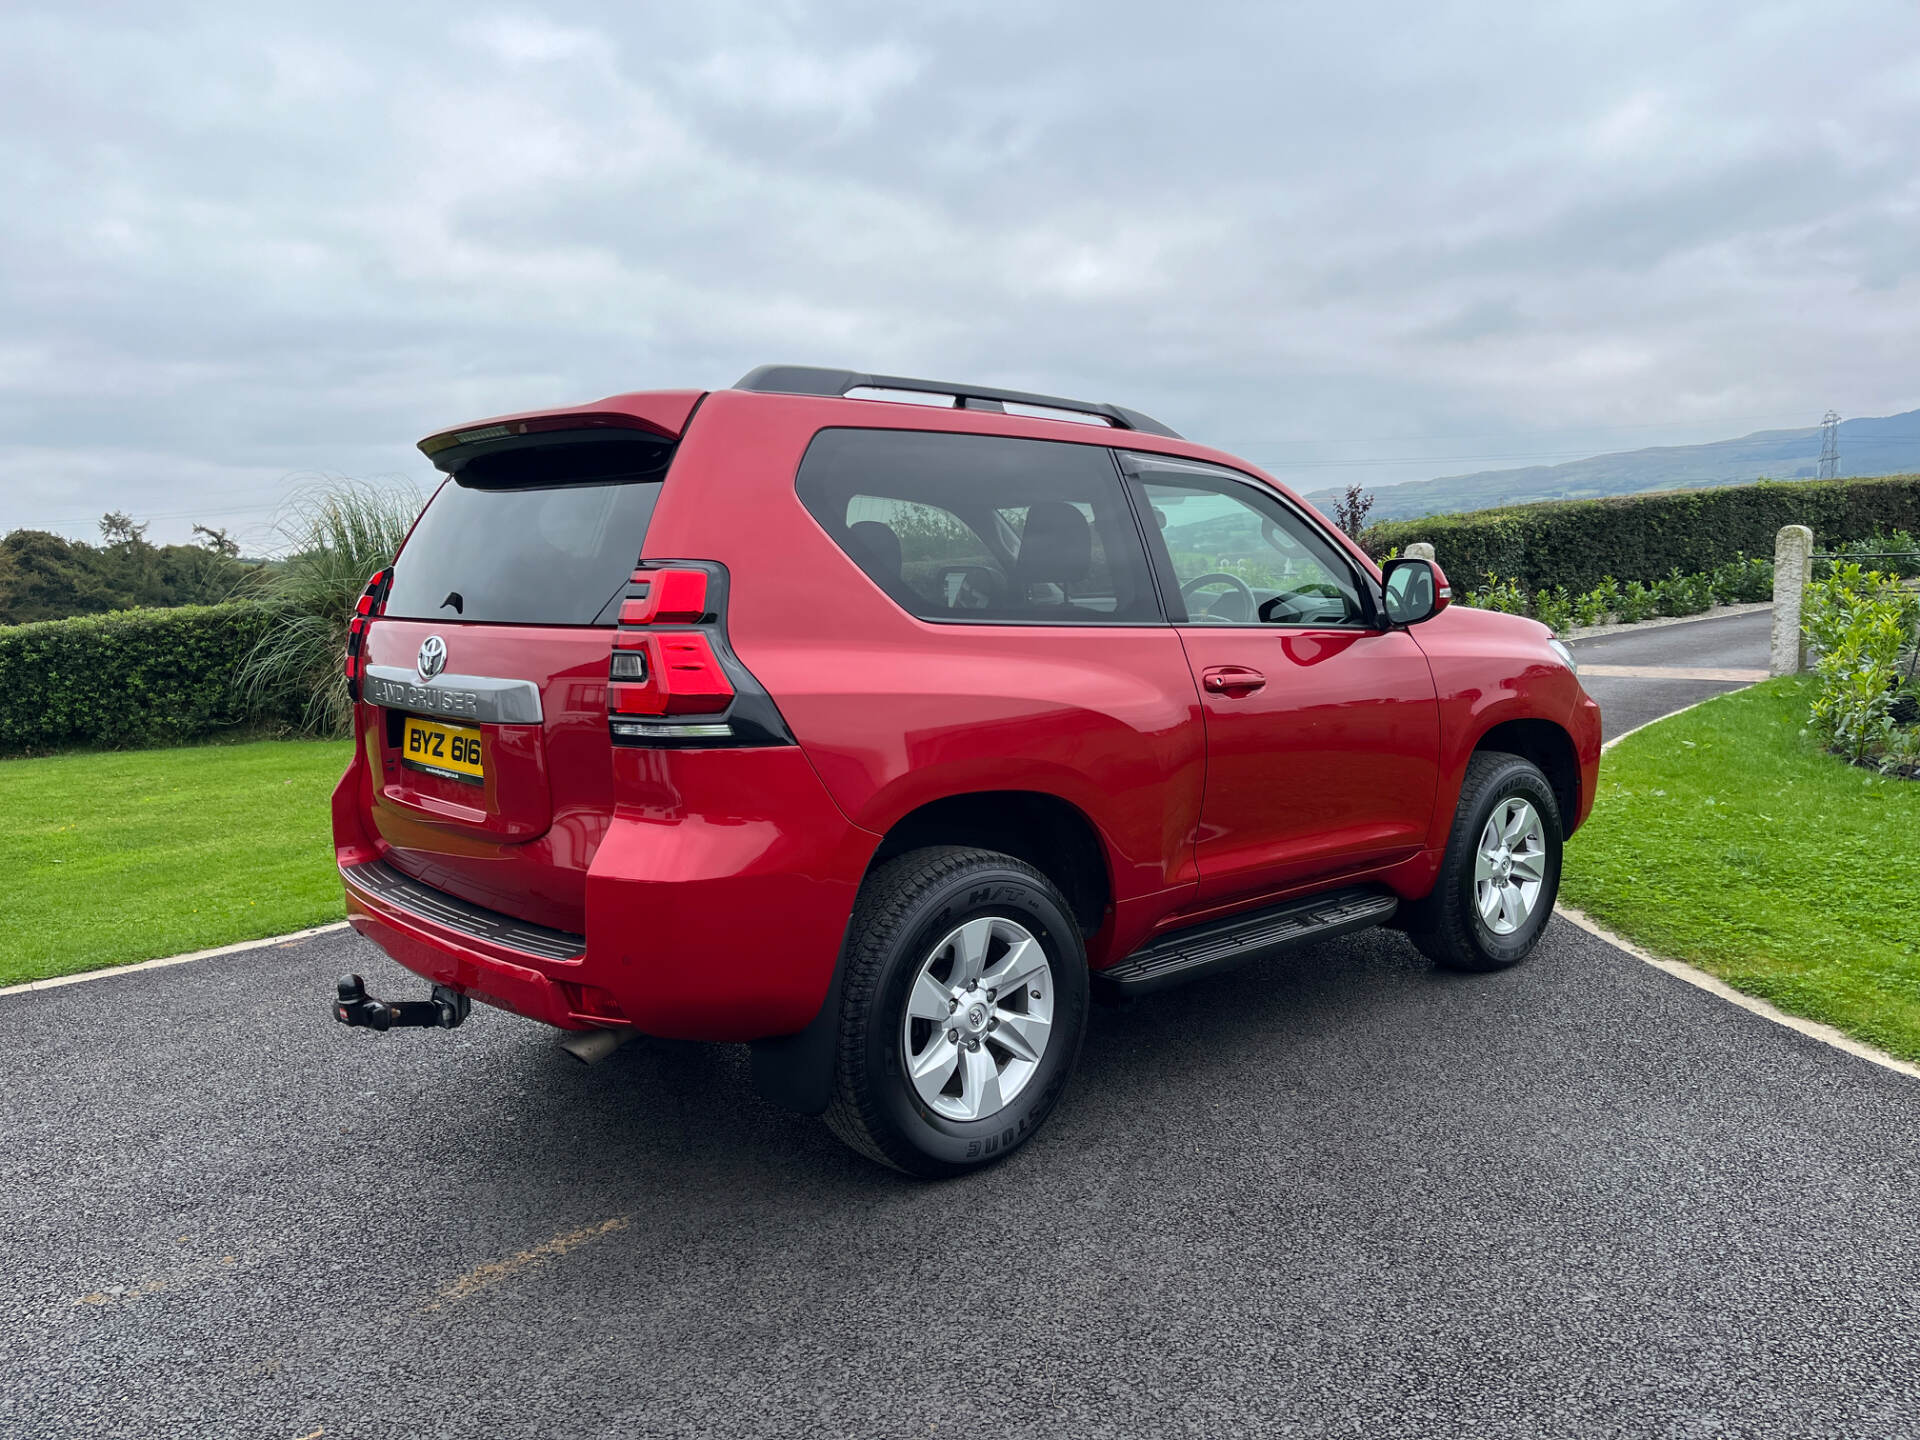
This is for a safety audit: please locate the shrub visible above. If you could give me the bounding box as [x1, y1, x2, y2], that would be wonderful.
[0, 603, 287, 755]
[1707, 554, 1773, 604]
[1572, 579, 1619, 628]
[1615, 580, 1658, 623]
[1653, 567, 1716, 617]
[1364, 473, 1920, 593]
[1463, 574, 1528, 614]
[1817, 529, 1920, 581]
[1880, 723, 1920, 779]
[1803, 564, 1920, 767]
[1531, 585, 1573, 632]
[238, 480, 422, 736]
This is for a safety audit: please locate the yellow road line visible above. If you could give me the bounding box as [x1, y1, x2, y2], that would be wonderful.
[426, 1216, 630, 1310]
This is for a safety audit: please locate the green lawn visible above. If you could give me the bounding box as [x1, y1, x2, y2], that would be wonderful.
[1563, 677, 1920, 1063]
[0, 738, 351, 987]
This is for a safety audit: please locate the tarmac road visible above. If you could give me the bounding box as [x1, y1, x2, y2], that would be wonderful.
[1567, 608, 1773, 739]
[8, 607, 1912, 1440]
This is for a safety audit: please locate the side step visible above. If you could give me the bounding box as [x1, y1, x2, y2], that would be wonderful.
[1097, 887, 1398, 997]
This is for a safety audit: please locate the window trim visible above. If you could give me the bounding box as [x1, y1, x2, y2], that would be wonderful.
[794, 425, 1170, 629]
[1116, 451, 1382, 630]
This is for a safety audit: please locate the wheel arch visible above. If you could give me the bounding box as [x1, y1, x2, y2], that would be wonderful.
[864, 789, 1114, 940]
[1470, 717, 1581, 830]
[750, 789, 1110, 1120]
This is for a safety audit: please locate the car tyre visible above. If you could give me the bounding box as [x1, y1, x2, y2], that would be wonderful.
[1407, 751, 1563, 973]
[824, 846, 1088, 1178]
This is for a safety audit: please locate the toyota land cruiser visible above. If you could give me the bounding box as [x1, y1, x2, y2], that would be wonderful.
[330, 365, 1601, 1176]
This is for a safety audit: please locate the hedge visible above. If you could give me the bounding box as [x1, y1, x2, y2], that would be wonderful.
[0, 603, 289, 756]
[1363, 473, 1920, 593]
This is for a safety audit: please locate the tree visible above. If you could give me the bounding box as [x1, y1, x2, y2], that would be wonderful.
[1333, 485, 1376, 540]
[0, 521, 259, 625]
[0, 530, 115, 623]
[99, 511, 149, 547]
[192, 524, 240, 559]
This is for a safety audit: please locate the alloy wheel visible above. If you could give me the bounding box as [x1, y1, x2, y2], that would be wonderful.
[1474, 797, 1548, 936]
[900, 916, 1055, 1122]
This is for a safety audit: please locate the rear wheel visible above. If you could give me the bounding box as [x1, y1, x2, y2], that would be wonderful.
[825, 846, 1088, 1177]
[1407, 751, 1563, 973]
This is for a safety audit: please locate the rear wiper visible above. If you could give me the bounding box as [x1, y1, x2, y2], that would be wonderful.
[441, 591, 464, 614]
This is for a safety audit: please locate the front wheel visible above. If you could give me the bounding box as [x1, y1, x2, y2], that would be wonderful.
[825, 846, 1088, 1177]
[1407, 751, 1563, 973]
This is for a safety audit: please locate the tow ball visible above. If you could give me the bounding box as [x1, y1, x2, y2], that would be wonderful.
[332, 973, 470, 1031]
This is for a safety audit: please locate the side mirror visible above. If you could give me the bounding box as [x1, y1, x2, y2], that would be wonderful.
[1381, 557, 1451, 626]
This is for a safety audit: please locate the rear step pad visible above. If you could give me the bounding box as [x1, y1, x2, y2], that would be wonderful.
[1097, 887, 1398, 997]
[340, 859, 585, 962]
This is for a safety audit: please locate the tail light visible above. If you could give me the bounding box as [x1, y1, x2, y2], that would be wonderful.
[607, 562, 794, 747]
[345, 568, 392, 702]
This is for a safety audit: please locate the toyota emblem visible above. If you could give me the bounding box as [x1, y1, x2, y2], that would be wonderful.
[416, 634, 448, 683]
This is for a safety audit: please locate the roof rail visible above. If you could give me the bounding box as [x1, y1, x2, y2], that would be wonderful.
[732, 364, 1183, 440]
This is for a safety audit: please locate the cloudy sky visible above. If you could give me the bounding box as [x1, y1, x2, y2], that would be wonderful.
[4, 1, 1919, 549]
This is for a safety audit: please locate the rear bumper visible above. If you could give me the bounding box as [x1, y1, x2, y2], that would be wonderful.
[333, 745, 880, 1043]
[343, 869, 588, 1030]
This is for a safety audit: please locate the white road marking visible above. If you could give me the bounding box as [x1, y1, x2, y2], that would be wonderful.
[1600, 698, 1718, 752]
[0, 922, 349, 998]
[1554, 905, 1919, 1082]
[1581, 664, 1768, 682]
[1578, 679, 1915, 1084]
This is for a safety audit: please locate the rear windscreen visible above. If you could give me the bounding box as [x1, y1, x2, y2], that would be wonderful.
[384, 435, 671, 625]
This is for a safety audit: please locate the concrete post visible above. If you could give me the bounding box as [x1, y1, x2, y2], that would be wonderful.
[1770, 524, 1814, 676]
[1404, 542, 1435, 563]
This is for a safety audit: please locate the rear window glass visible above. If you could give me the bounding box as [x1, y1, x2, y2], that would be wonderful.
[385, 436, 672, 625]
[796, 429, 1158, 624]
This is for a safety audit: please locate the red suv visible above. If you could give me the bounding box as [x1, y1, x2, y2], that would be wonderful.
[330, 366, 1601, 1175]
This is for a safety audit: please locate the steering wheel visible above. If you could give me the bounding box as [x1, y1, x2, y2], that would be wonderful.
[1181, 572, 1258, 620]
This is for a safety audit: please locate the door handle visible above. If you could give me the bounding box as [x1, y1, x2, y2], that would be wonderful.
[1202, 666, 1267, 695]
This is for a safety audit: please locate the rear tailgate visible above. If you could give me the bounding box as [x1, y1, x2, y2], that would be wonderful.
[358, 619, 618, 930]
[348, 393, 702, 932]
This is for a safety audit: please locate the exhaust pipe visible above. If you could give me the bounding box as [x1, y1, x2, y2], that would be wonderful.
[560, 1028, 635, 1065]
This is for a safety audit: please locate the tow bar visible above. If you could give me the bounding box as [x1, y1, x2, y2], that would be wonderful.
[332, 973, 470, 1031]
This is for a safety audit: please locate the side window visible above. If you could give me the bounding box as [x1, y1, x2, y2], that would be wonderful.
[1124, 455, 1372, 627]
[797, 429, 1159, 624]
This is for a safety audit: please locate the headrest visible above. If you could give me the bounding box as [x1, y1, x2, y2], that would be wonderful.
[847, 520, 903, 581]
[1014, 501, 1093, 587]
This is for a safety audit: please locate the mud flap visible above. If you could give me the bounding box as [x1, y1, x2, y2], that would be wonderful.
[747, 949, 846, 1116]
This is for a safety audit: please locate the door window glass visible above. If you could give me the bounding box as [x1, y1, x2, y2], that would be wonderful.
[797, 429, 1159, 624]
[1127, 457, 1371, 627]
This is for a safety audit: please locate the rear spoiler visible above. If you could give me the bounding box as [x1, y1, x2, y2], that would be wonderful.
[418, 390, 705, 473]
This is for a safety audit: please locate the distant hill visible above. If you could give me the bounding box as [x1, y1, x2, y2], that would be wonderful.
[1306, 408, 1920, 522]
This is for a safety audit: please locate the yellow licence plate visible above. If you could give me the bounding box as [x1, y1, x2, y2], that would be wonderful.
[401, 717, 485, 784]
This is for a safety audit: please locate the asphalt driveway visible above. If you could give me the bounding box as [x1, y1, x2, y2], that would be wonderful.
[5, 606, 1914, 1439]
[1569, 608, 1772, 739]
[7, 928, 1919, 1438]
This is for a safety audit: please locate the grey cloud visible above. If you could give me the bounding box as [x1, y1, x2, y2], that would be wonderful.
[3, 0, 1919, 548]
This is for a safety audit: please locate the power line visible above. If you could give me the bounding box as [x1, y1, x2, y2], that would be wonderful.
[1818, 409, 1841, 480]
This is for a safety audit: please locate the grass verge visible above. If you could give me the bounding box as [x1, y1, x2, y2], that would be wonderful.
[1562, 676, 1920, 1063]
[0, 738, 350, 987]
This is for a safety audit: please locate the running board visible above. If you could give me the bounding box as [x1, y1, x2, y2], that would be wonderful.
[1097, 887, 1398, 997]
